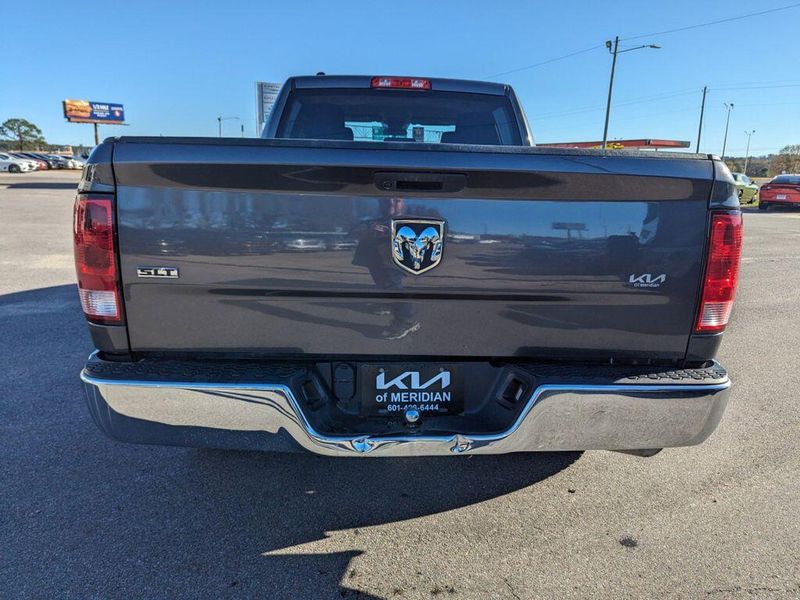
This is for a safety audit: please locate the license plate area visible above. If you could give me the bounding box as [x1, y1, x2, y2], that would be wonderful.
[777, 194, 787, 200]
[359, 364, 464, 416]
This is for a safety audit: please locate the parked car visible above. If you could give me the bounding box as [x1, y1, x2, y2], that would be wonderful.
[328, 238, 358, 251]
[68, 157, 86, 169]
[18, 152, 56, 169]
[8, 153, 46, 170]
[731, 172, 759, 204]
[284, 237, 326, 251]
[36, 153, 62, 169]
[46, 155, 70, 169]
[758, 174, 800, 210]
[0, 152, 35, 173]
[77, 74, 738, 459]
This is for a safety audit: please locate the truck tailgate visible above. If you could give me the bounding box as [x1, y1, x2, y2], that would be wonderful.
[112, 140, 714, 361]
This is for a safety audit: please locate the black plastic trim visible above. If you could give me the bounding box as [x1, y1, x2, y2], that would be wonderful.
[685, 333, 724, 363]
[88, 322, 130, 355]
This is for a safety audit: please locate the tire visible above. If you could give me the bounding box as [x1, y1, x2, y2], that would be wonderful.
[8, 163, 20, 173]
[759, 202, 769, 211]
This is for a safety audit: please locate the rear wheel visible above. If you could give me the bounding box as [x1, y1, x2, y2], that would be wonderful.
[759, 202, 770, 211]
[8, 163, 20, 173]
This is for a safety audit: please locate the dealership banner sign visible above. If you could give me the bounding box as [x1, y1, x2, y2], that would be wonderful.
[63, 100, 125, 124]
[256, 82, 282, 128]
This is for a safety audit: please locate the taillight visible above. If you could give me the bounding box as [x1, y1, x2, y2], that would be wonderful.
[73, 195, 122, 324]
[695, 211, 743, 333]
[370, 76, 431, 90]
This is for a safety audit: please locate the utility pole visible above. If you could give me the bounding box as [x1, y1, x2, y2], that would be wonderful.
[602, 37, 661, 150]
[93, 123, 100, 145]
[721, 103, 734, 160]
[743, 129, 756, 175]
[696, 86, 707, 153]
[602, 37, 620, 150]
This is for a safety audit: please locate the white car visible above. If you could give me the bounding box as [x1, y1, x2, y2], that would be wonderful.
[284, 238, 326, 251]
[0, 153, 35, 173]
[68, 157, 86, 169]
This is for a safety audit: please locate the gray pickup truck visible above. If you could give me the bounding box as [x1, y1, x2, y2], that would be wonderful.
[76, 75, 741, 457]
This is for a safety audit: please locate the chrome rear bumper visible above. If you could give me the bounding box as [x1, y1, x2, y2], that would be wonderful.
[80, 357, 730, 457]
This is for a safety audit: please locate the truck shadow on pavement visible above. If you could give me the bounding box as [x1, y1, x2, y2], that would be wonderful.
[1, 284, 581, 599]
[1, 181, 82, 190]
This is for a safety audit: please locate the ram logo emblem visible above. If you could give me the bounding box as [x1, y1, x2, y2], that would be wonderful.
[391, 219, 445, 275]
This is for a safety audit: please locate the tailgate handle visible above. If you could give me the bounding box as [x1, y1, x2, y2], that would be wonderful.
[374, 172, 466, 193]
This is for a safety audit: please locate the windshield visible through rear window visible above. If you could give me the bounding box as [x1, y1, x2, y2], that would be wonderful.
[275, 88, 522, 145]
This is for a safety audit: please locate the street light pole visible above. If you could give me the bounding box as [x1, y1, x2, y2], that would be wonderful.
[217, 116, 241, 138]
[743, 130, 756, 175]
[721, 103, 734, 160]
[602, 37, 661, 150]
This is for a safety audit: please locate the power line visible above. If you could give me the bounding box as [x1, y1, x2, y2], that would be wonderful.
[486, 3, 800, 80]
[612, 90, 699, 108]
[733, 101, 800, 108]
[709, 79, 800, 87]
[531, 80, 800, 123]
[536, 106, 700, 134]
[485, 44, 604, 78]
[712, 84, 800, 91]
[533, 88, 699, 120]
[622, 2, 800, 41]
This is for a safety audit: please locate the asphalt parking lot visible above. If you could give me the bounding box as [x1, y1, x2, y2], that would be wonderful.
[2, 170, 799, 599]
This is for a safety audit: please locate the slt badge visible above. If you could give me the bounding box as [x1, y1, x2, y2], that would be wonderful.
[391, 219, 445, 275]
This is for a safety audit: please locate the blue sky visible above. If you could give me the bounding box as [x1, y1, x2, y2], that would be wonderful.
[3, 0, 799, 155]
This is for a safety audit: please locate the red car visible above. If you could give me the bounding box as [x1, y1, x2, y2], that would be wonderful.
[759, 174, 800, 210]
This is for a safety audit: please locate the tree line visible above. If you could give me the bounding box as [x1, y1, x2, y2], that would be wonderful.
[724, 145, 800, 177]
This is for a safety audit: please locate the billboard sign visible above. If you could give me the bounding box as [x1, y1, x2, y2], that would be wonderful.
[63, 100, 125, 124]
[256, 82, 282, 128]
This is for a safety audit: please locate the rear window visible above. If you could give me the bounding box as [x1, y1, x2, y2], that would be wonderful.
[275, 88, 522, 145]
[771, 175, 800, 184]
